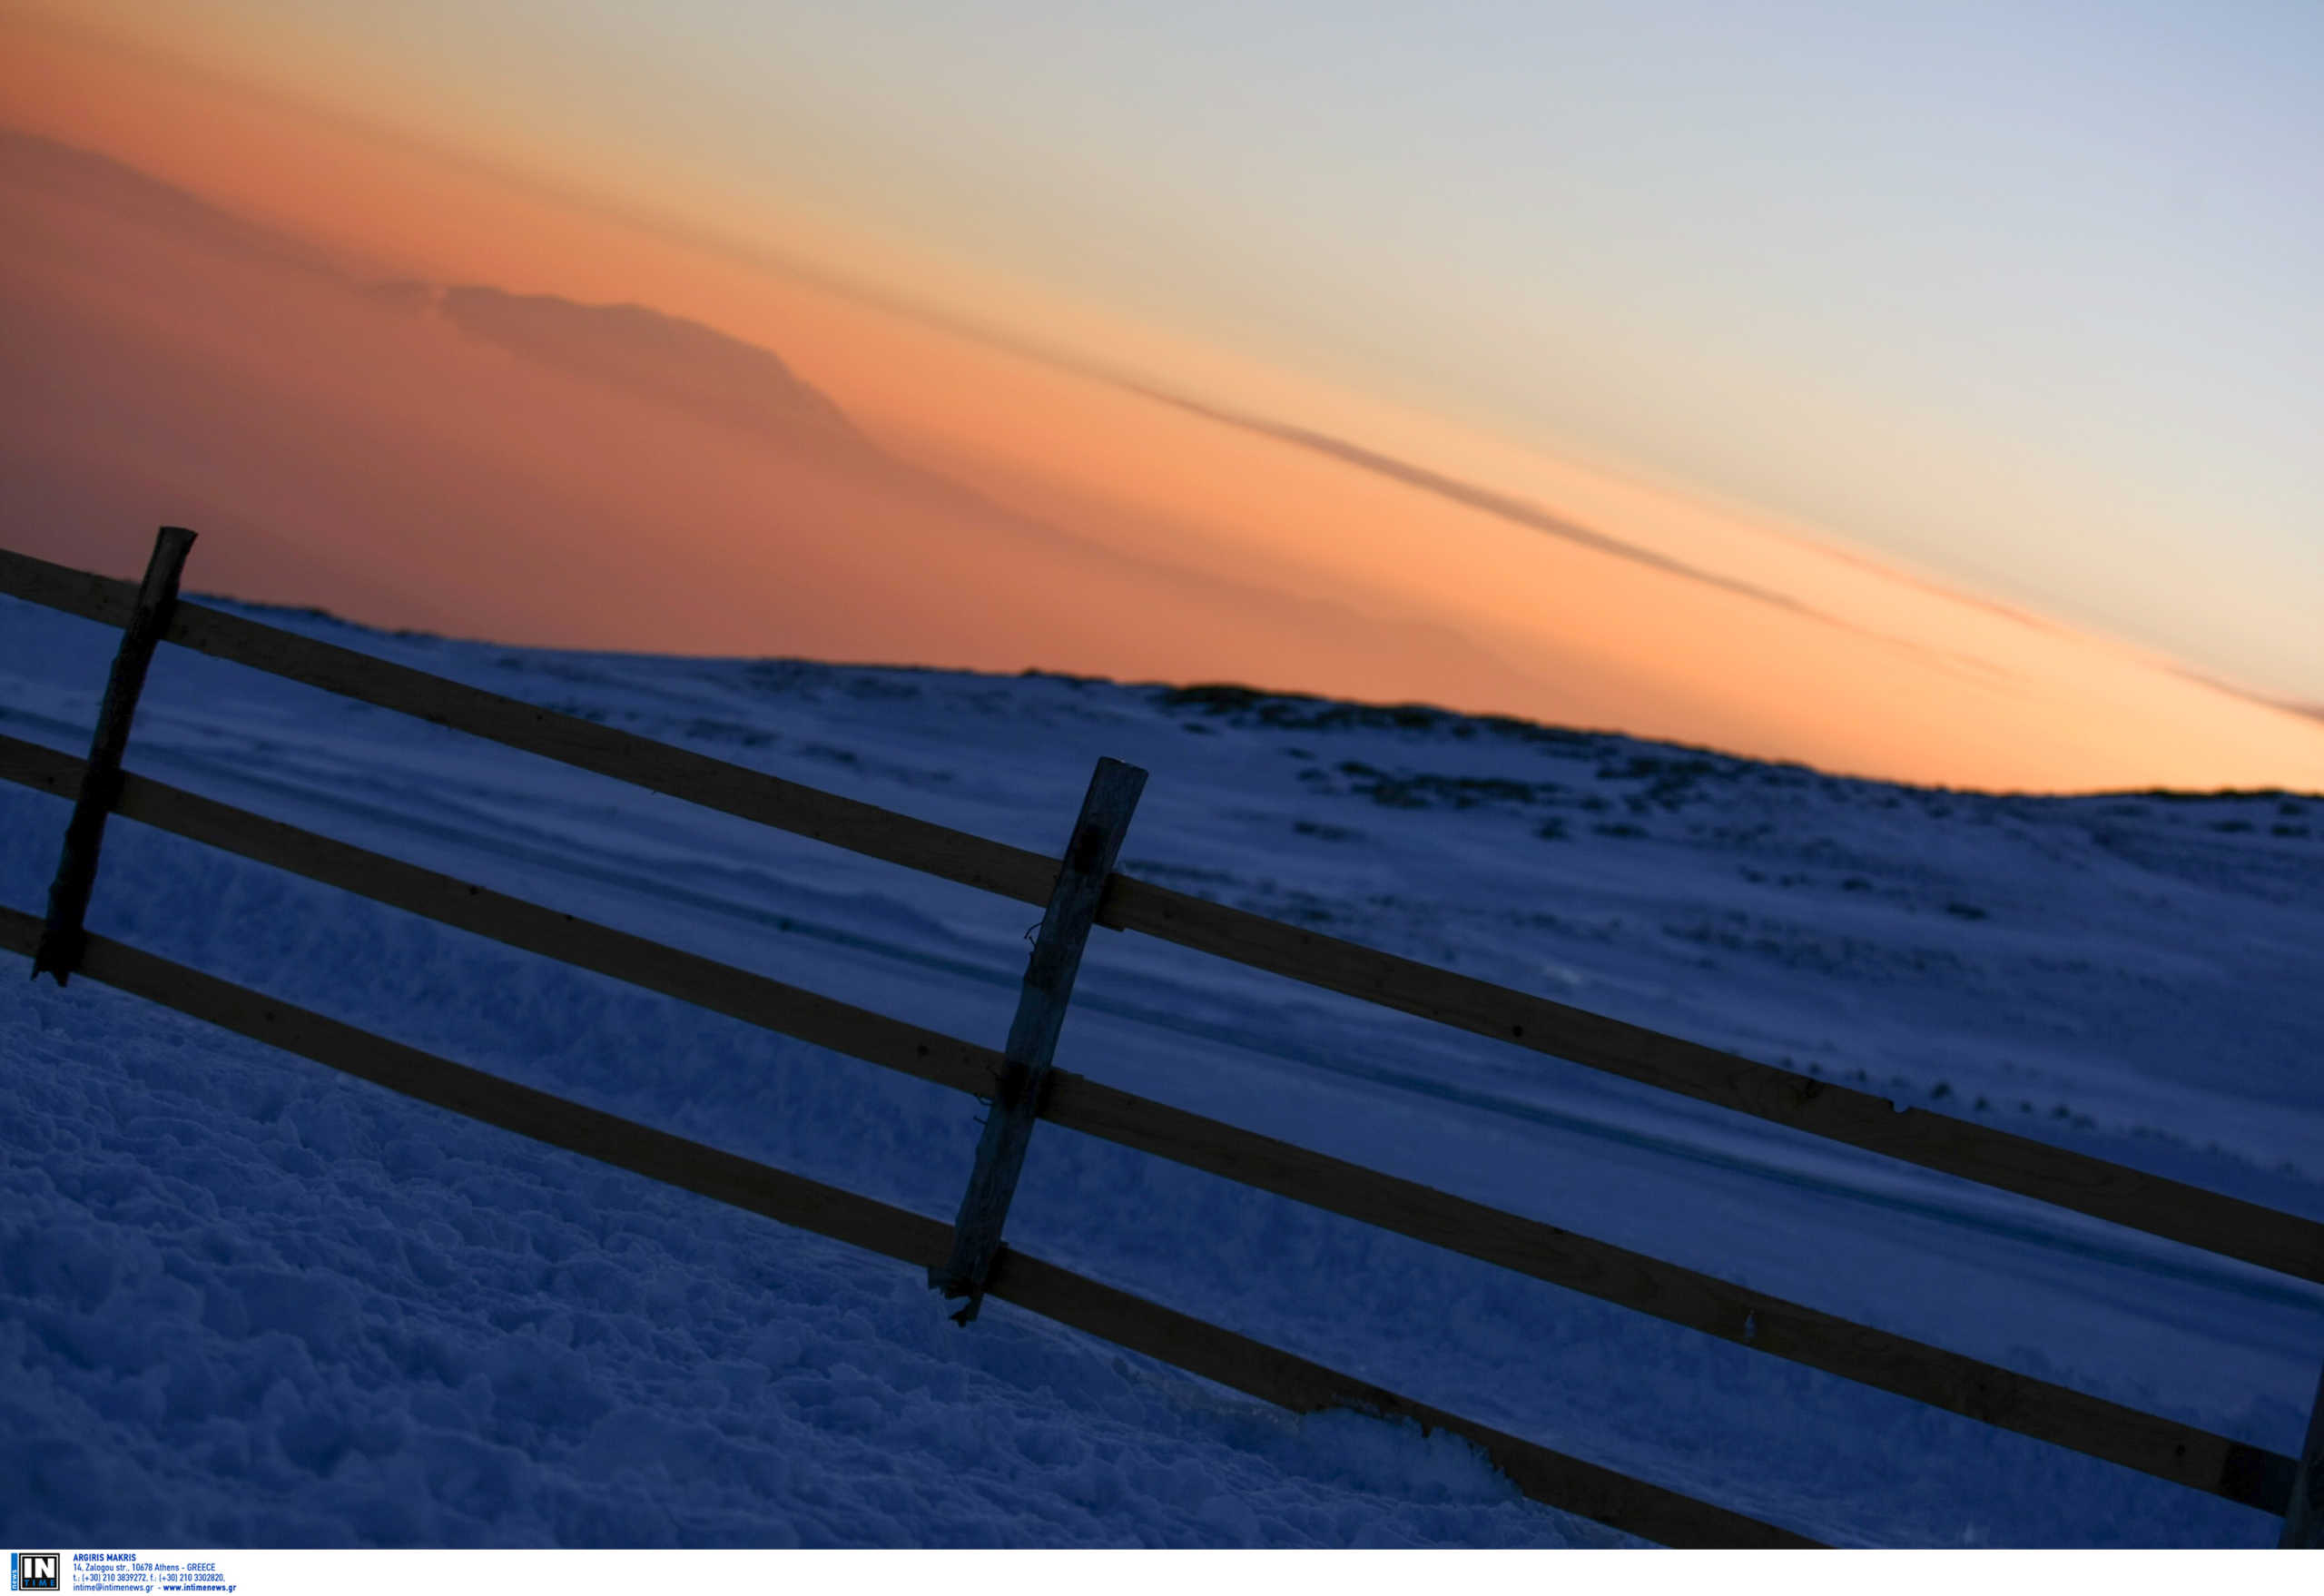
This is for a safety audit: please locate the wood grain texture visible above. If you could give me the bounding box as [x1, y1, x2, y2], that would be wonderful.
[0, 733, 2293, 1516]
[938, 757, 1147, 1317]
[0, 905, 1811, 1549]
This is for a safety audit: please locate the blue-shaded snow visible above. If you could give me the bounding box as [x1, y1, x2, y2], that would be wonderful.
[3, 591, 2320, 1546]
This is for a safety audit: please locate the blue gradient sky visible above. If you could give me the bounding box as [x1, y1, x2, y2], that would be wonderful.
[59, 0, 2319, 703]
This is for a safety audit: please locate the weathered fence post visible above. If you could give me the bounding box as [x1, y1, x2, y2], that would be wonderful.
[932, 755, 1147, 1323]
[2283, 1359, 2324, 1547]
[32, 527, 197, 986]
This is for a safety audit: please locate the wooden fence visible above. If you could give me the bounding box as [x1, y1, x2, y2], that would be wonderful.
[4, 531, 2320, 1549]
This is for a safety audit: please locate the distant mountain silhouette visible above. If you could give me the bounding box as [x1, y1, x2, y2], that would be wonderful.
[2, 127, 875, 464]
[0, 126, 347, 278]
[429, 286, 875, 458]
[3, 124, 1135, 562]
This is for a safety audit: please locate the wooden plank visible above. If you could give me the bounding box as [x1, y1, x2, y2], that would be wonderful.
[936, 757, 1147, 1320]
[0, 545, 138, 628]
[165, 599, 1061, 904]
[0, 907, 1813, 1549]
[32, 527, 196, 983]
[1097, 875, 2324, 1288]
[8, 542, 2322, 1288]
[981, 1249, 1819, 1548]
[0, 904, 951, 1270]
[0, 735, 998, 1102]
[2284, 1361, 2324, 1547]
[0, 545, 1058, 907]
[1039, 1069, 2297, 1516]
[0, 734, 2293, 1515]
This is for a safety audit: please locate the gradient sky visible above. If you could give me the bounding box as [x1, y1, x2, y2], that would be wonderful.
[5, 1, 2322, 793]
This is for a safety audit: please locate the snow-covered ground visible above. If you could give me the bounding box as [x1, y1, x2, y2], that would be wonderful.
[4, 591, 2320, 1547]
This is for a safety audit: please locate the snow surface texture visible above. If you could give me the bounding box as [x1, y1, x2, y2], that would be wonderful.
[4, 593, 2321, 1548]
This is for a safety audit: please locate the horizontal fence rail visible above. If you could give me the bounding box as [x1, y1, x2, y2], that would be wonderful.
[1096, 879, 2324, 1290]
[6, 545, 2320, 1290]
[10, 536, 2323, 1544]
[0, 904, 1815, 1550]
[0, 730, 2295, 1516]
[0, 547, 1062, 903]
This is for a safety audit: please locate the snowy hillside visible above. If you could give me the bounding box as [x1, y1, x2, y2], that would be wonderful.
[4, 591, 2320, 1547]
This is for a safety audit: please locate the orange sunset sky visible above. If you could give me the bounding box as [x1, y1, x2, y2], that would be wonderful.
[5, 5, 2322, 793]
